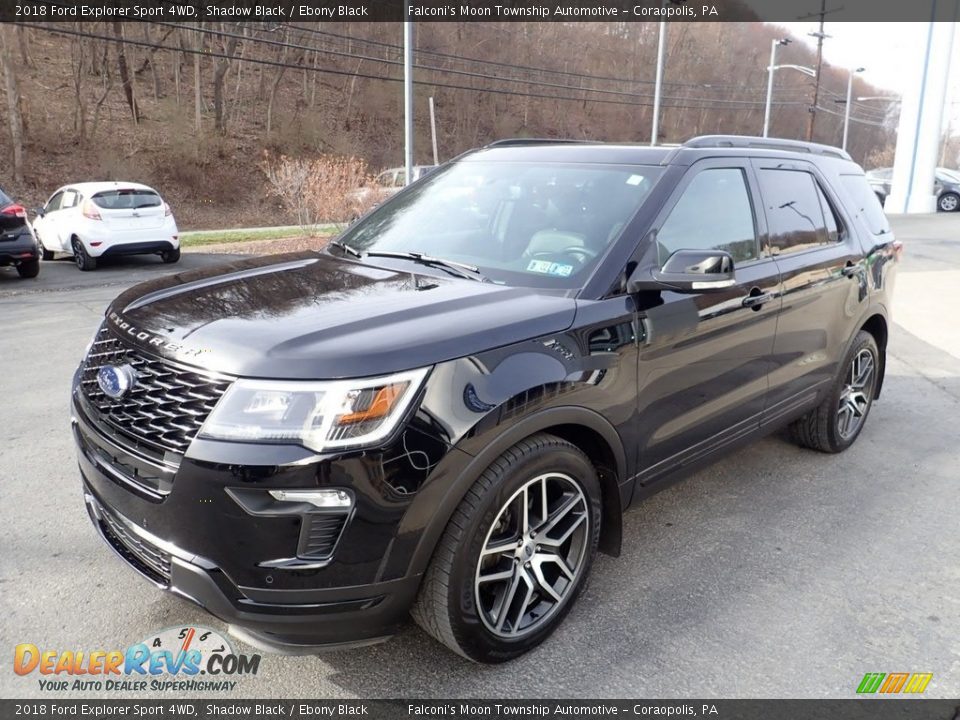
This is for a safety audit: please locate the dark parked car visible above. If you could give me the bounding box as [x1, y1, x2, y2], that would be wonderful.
[0, 186, 39, 279]
[72, 136, 900, 663]
[866, 166, 960, 211]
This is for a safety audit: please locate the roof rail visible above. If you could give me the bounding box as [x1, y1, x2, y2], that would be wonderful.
[682, 135, 852, 161]
[485, 138, 600, 148]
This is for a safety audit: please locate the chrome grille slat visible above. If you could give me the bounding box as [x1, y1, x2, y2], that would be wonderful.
[97, 503, 172, 584]
[79, 325, 231, 455]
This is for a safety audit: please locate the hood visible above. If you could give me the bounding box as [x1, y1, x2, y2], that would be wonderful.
[106, 252, 577, 379]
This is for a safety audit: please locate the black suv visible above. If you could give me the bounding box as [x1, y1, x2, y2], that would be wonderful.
[72, 136, 900, 663]
[0, 186, 39, 279]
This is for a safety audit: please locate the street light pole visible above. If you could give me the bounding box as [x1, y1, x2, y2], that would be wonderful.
[651, 21, 666, 146]
[842, 67, 865, 151]
[403, 16, 413, 185]
[763, 38, 791, 138]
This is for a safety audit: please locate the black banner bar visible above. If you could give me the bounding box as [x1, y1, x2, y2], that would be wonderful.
[2, 0, 960, 23]
[4, 700, 960, 720]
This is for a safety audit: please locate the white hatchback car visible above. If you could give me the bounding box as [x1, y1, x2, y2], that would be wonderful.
[33, 182, 180, 271]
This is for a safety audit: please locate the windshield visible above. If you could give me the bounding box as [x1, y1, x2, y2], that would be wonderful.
[339, 160, 663, 289]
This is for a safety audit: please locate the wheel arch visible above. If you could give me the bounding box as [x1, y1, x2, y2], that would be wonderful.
[405, 406, 627, 580]
[939, 191, 960, 210]
[859, 312, 888, 397]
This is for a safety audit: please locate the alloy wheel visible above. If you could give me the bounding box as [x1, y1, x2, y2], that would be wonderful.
[837, 348, 876, 440]
[940, 194, 959, 212]
[474, 472, 589, 638]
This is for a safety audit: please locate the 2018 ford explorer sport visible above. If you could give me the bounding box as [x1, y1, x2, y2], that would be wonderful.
[72, 136, 900, 663]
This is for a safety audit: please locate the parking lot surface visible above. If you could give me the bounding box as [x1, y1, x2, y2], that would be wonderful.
[1, 217, 958, 698]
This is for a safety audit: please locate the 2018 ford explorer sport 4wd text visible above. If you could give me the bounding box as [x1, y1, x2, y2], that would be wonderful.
[72, 136, 900, 663]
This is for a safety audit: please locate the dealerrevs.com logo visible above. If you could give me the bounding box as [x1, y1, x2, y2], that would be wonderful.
[14, 626, 261, 692]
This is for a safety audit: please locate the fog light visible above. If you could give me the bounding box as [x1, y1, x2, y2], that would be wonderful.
[268, 489, 351, 508]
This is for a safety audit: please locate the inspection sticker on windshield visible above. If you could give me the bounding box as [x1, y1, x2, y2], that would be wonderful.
[527, 260, 574, 277]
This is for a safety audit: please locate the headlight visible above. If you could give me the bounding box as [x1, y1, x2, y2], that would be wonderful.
[199, 367, 430, 452]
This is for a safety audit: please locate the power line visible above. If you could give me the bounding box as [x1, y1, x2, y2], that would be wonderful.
[280, 23, 775, 93]
[162, 21, 804, 108]
[23, 23, 810, 113]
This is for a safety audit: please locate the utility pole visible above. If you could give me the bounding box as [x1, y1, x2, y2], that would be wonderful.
[800, 0, 840, 142]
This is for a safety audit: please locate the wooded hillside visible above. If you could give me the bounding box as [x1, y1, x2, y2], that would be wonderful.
[0, 21, 897, 229]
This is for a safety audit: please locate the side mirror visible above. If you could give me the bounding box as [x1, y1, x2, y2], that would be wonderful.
[628, 249, 736, 294]
[34, 207, 45, 218]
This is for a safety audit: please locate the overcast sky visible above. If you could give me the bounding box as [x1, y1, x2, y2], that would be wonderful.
[771, 22, 959, 125]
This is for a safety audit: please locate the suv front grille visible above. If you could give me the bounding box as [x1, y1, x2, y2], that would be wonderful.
[79, 325, 231, 455]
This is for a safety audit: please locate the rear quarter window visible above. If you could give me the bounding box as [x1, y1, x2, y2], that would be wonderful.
[93, 189, 162, 210]
[839, 174, 890, 236]
[0, 188, 11, 207]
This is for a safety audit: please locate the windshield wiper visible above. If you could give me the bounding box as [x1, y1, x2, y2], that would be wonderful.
[365, 251, 487, 282]
[327, 240, 362, 258]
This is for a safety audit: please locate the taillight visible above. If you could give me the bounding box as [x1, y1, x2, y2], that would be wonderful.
[0, 204, 26, 218]
[164, 202, 172, 217]
[81, 200, 102, 221]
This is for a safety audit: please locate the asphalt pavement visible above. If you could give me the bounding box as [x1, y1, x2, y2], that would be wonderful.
[1, 218, 958, 699]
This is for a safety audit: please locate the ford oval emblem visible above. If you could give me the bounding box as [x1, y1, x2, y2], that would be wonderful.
[97, 364, 137, 399]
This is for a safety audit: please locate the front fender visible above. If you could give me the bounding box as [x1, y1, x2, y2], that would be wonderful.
[383, 404, 628, 583]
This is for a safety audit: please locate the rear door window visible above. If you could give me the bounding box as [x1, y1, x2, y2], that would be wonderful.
[92, 189, 162, 210]
[61, 190, 79, 210]
[758, 169, 829, 255]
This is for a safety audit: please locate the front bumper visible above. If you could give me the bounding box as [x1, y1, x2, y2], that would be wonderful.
[81, 488, 419, 652]
[71, 388, 459, 651]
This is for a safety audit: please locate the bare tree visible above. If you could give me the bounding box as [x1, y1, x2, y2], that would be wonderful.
[195, 23, 205, 133]
[113, 22, 138, 123]
[212, 23, 241, 134]
[0, 24, 26, 185]
[265, 29, 290, 134]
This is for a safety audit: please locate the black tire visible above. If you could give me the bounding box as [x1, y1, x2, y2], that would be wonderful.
[72, 237, 97, 271]
[411, 433, 601, 663]
[937, 192, 959, 212]
[789, 330, 880, 453]
[16, 258, 39, 279]
[37, 238, 54, 261]
[161, 247, 181, 264]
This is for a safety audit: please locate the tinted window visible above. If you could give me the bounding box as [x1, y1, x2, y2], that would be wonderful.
[0, 188, 11, 207]
[760, 169, 828, 255]
[92, 189, 162, 209]
[839, 173, 890, 236]
[657, 168, 758, 264]
[46, 192, 64, 212]
[815, 183, 842, 243]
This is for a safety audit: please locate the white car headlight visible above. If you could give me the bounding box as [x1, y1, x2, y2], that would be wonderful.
[199, 367, 430, 452]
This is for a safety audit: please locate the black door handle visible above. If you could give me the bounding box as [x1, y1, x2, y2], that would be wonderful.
[742, 292, 772, 308]
[841, 263, 858, 278]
